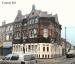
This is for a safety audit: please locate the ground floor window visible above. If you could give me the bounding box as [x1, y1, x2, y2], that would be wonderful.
[42, 54, 44, 58]
[45, 55, 47, 58]
[39, 54, 40, 58]
[48, 54, 49, 58]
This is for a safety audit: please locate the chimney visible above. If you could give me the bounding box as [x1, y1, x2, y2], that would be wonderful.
[2, 20, 6, 26]
[32, 4, 35, 11]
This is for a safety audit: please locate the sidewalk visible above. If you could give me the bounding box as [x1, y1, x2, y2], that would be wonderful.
[37, 56, 66, 64]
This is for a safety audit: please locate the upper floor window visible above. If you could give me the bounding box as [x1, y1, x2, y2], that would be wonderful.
[14, 31, 20, 39]
[6, 34, 9, 41]
[29, 20, 32, 24]
[10, 26, 13, 31]
[23, 31, 27, 39]
[35, 18, 38, 23]
[43, 47, 45, 52]
[32, 19, 35, 24]
[9, 33, 12, 41]
[43, 28, 48, 38]
[15, 23, 22, 28]
[29, 29, 37, 38]
[6, 26, 10, 32]
[28, 19, 35, 25]
[47, 47, 49, 52]
[28, 45, 30, 50]
[24, 23, 27, 26]
[17, 32, 20, 37]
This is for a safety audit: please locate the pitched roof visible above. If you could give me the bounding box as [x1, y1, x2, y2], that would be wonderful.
[14, 5, 59, 24]
[14, 10, 25, 22]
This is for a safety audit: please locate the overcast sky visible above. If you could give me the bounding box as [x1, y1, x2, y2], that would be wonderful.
[0, 0, 75, 45]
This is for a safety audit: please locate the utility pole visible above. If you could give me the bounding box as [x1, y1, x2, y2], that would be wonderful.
[65, 27, 66, 55]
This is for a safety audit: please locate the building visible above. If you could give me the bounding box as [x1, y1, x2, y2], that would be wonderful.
[12, 5, 62, 58]
[0, 26, 3, 55]
[0, 21, 13, 56]
[60, 38, 72, 55]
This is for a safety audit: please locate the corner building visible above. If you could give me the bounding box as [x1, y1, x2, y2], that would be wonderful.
[12, 5, 62, 58]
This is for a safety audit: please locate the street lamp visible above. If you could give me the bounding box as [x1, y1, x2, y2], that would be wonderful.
[65, 27, 67, 55]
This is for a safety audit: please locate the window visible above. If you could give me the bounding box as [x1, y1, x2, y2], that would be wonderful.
[30, 56, 35, 60]
[24, 55, 35, 61]
[29, 20, 32, 24]
[24, 23, 27, 26]
[29, 29, 32, 38]
[28, 45, 30, 50]
[43, 28, 48, 38]
[17, 32, 20, 37]
[34, 29, 37, 37]
[29, 19, 35, 24]
[10, 26, 13, 31]
[48, 55, 49, 58]
[26, 48, 27, 52]
[11, 56, 19, 60]
[29, 29, 37, 38]
[28, 21, 30, 25]
[6, 34, 9, 41]
[9, 33, 12, 41]
[19, 45, 20, 51]
[39, 54, 40, 58]
[16, 46, 18, 52]
[35, 18, 38, 23]
[43, 47, 45, 52]
[31, 19, 34, 24]
[35, 45, 37, 50]
[37, 54, 38, 58]
[42, 54, 44, 58]
[32, 45, 34, 51]
[34, 29, 37, 34]
[47, 47, 49, 52]
[38, 46, 40, 51]
[18, 24, 20, 27]
[45, 55, 47, 58]
[23, 31, 27, 39]
[32, 30, 34, 38]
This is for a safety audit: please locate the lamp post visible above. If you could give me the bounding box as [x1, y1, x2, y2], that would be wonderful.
[65, 27, 66, 55]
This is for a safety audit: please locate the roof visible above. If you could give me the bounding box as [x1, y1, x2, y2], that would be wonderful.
[14, 10, 25, 22]
[14, 5, 59, 24]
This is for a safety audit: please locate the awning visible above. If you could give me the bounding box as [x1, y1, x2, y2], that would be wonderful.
[3, 42, 12, 48]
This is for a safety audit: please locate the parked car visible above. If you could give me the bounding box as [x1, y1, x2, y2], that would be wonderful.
[66, 49, 75, 58]
[1, 53, 37, 64]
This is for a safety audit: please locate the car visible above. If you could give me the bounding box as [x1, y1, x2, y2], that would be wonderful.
[1, 53, 37, 64]
[66, 49, 75, 58]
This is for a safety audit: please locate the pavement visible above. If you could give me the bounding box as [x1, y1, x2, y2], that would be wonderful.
[0, 55, 75, 64]
[37, 56, 75, 64]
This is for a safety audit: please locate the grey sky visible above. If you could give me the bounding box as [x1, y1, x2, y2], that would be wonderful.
[0, 0, 75, 45]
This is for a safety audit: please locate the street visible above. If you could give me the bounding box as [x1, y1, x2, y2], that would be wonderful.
[37, 56, 75, 64]
[0, 56, 75, 64]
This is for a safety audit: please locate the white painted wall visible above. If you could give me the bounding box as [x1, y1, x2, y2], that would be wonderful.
[12, 43, 62, 58]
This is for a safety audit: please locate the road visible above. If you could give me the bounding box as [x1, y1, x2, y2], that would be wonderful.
[37, 56, 75, 64]
[0, 56, 75, 64]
